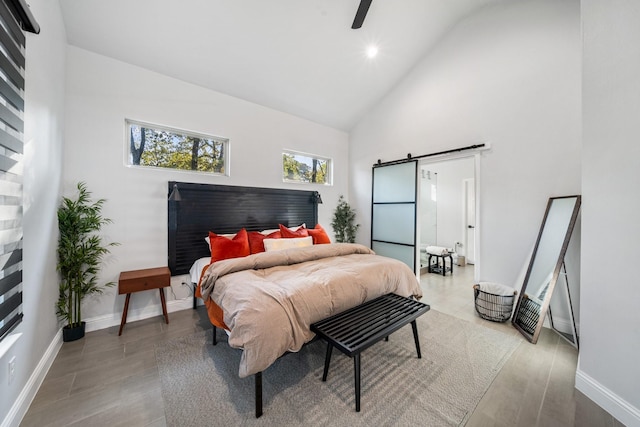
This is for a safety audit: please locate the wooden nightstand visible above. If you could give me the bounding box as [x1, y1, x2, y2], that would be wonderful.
[118, 266, 171, 335]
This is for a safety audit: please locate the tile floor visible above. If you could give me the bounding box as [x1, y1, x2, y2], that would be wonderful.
[20, 264, 623, 426]
[420, 263, 623, 427]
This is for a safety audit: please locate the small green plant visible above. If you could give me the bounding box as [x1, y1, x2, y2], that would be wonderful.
[57, 182, 118, 330]
[331, 195, 360, 243]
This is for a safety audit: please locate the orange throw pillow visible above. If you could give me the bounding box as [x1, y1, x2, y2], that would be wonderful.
[279, 224, 309, 238]
[209, 228, 250, 262]
[247, 230, 281, 254]
[307, 224, 331, 244]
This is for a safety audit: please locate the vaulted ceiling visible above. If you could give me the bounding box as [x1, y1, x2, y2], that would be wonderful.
[59, 0, 507, 131]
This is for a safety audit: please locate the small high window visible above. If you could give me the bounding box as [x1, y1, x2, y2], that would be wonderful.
[126, 120, 229, 175]
[282, 150, 331, 185]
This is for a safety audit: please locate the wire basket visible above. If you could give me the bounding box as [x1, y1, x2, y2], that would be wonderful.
[473, 284, 517, 323]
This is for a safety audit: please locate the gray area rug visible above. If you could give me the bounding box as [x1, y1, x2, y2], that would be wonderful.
[155, 310, 520, 426]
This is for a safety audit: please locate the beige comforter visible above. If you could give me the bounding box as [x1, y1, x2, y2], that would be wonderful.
[199, 243, 423, 377]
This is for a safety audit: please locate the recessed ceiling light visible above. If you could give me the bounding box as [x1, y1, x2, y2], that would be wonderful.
[366, 45, 379, 59]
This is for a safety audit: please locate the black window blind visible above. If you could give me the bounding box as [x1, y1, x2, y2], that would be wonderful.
[0, 0, 38, 342]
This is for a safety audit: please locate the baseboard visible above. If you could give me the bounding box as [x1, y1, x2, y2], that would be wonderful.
[85, 297, 193, 333]
[1, 330, 62, 427]
[575, 369, 640, 427]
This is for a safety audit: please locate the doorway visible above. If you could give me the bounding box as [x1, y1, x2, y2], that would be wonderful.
[418, 156, 477, 272]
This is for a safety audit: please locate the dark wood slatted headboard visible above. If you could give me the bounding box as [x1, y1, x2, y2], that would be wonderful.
[168, 182, 319, 275]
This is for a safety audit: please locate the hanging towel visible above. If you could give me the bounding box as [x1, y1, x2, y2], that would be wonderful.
[426, 246, 449, 255]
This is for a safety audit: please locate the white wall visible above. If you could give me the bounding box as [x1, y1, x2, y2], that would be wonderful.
[63, 46, 349, 327]
[419, 157, 474, 251]
[579, 1, 640, 425]
[349, 0, 581, 289]
[0, 0, 67, 425]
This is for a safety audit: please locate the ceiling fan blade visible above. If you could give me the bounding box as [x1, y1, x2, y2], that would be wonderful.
[351, 0, 373, 29]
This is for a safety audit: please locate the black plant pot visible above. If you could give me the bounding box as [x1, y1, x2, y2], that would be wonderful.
[62, 322, 86, 342]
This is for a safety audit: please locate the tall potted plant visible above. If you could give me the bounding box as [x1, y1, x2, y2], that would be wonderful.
[57, 182, 117, 342]
[331, 195, 360, 243]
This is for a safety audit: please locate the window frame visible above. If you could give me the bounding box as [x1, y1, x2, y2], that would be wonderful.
[125, 119, 230, 176]
[282, 149, 332, 186]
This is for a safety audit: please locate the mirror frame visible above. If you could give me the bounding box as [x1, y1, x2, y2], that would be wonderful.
[512, 195, 581, 344]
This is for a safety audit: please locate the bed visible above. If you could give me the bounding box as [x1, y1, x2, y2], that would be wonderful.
[196, 242, 422, 377]
[167, 182, 423, 416]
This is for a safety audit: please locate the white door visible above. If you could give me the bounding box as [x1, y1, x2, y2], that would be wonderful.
[463, 178, 476, 264]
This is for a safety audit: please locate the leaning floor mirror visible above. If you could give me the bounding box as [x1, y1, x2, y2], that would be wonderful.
[512, 195, 581, 347]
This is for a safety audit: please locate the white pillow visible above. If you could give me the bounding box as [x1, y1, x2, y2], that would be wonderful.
[263, 236, 313, 252]
[204, 233, 236, 246]
[205, 225, 306, 244]
[260, 229, 279, 236]
[261, 223, 306, 235]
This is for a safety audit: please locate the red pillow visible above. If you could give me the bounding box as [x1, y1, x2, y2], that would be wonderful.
[247, 230, 281, 254]
[279, 224, 309, 238]
[306, 224, 331, 244]
[209, 228, 250, 262]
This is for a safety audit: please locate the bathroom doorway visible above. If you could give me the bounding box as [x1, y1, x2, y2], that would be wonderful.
[418, 156, 477, 271]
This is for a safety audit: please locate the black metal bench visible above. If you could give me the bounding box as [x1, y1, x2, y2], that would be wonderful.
[310, 293, 430, 412]
[211, 293, 429, 417]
